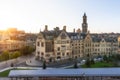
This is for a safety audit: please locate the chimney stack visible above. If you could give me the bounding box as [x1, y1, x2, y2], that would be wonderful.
[77, 28, 81, 33]
[63, 26, 66, 31]
[44, 25, 48, 32]
[73, 28, 75, 33]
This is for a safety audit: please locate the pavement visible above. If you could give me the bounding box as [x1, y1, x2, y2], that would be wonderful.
[26, 58, 80, 68]
[0, 53, 82, 80]
[0, 78, 9, 80]
[26, 57, 43, 67]
[0, 53, 35, 70]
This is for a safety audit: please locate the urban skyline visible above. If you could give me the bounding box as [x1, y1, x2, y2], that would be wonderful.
[1, 0, 120, 80]
[0, 0, 120, 33]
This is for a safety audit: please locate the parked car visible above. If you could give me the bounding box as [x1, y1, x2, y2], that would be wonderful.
[81, 59, 86, 64]
[94, 57, 103, 62]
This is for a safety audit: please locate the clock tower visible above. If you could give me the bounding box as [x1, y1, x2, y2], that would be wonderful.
[82, 13, 88, 33]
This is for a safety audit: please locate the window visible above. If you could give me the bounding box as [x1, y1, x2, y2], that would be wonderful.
[67, 52, 69, 56]
[45, 42, 53, 52]
[37, 51, 40, 55]
[61, 41, 66, 44]
[67, 40, 69, 43]
[37, 42, 40, 46]
[57, 52, 60, 55]
[57, 47, 60, 51]
[46, 54, 50, 57]
[41, 42, 44, 47]
[62, 53, 65, 56]
[72, 44, 74, 46]
[41, 52, 44, 56]
[61, 33, 66, 39]
[61, 45, 66, 50]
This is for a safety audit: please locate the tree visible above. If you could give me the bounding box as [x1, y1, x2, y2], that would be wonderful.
[9, 51, 21, 59]
[91, 59, 95, 64]
[73, 61, 78, 68]
[103, 55, 108, 62]
[20, 46, 35, 55]
[13, 51, 21, 58]
[1, 50, 9, 60]
[42, 61, 46, 69]
[0, 55, 2, 61]
[85, 59, 91, 67]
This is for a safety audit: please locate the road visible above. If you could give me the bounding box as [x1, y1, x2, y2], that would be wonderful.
[0, 53, 34, 70]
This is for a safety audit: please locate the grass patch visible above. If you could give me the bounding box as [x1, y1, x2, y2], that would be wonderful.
[82, 62, 115, 68]
[0, 69, 11, 77]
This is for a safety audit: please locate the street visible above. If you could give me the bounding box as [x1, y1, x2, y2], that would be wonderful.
[0, 53, 34, 71]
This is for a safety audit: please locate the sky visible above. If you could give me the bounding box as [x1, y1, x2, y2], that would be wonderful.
[0, 0, 120, 33]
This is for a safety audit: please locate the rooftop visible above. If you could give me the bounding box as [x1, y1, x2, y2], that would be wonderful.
[9, 68, 120, 77]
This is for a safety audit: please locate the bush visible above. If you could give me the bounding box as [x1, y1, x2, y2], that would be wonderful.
[20, 46, 35, 55]
[73, 61, 78, 68]
[91, 59, 95, 64]
[1, 50, 9, 61]
[85, 59, 91, 67]
[42, 61, 46, 69]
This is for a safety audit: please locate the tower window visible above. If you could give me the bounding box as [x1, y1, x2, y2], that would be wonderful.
[41, 42, 44, 47]
[37, 42, 40, 46]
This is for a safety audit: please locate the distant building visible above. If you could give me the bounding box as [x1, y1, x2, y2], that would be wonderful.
[36, 13, 118, 62]
[25, 33, 37, 47]
[0, 28, 37, 53]
[0, 40, 26, 53]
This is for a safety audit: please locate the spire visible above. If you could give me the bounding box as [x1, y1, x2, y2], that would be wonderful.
[83, 12, 86, 17]
[82, 13, 88, 34]
[83, 12, 87, 23]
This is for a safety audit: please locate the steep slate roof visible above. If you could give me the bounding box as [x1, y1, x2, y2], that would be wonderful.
[91, 34, 118, 42]
[67, 32, 87, 40]
[40, 30, 62, 40]
[39, 29, 118, 42]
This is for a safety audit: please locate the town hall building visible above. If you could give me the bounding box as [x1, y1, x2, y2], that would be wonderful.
[36, 13, 118, 62]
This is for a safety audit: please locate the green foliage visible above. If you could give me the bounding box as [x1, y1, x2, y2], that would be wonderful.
[73, 61, 78, 68]
[90, 59, 95, 64]
[20, 46, 35, 55]
[103, 55, 109, 62]
[0, 69, 10, 77]
[0, 68, 35, 77]
[85, 59, 91, 67]
[1, 50, 9, 60]
[82, 62, 114, 68]
[115, 54, 120, 61]
[42, 61, 46, 69]
[9, 51, 21, 59]
[0, 55, 2, 61]
[13, 51, 21, 58]
[0, 50, 21, 61]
